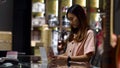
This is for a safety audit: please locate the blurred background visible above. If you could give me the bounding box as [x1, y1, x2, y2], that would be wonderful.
[0, 0, 120, 68]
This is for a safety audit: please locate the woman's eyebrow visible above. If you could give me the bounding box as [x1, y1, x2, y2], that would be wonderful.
[68, 17, 73, 19]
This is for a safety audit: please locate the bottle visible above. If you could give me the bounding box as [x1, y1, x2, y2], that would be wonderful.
[62, 15, 70, 27]
[48, 14, 58, 27]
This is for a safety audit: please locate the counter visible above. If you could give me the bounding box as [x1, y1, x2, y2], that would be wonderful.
[0, 55, 90, 68]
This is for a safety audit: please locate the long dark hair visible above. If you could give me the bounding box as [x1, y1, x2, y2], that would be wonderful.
[66, 4, 90, 42]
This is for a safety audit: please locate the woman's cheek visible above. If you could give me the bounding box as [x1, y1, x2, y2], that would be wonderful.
[111, 33, 117, 48]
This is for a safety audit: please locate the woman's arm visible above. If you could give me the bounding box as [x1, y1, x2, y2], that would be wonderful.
[70, 52, 94, 62]
[57, 52, 94, 62]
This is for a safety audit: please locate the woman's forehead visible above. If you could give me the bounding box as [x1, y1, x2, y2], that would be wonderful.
[67, 13, 76, 17]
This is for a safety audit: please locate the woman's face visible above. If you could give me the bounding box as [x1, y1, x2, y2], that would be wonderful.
[67, 13, 79, 28]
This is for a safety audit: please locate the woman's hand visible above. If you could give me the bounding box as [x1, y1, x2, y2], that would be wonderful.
[51, 55, 63, 61]
[50, 55, 68, 66]
[57, 55, 68, 60]
[51, 55, 67, 63]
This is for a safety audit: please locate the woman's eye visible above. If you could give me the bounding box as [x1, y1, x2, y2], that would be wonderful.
[68, 19, 71, 21]
[69, 18, 73, 21]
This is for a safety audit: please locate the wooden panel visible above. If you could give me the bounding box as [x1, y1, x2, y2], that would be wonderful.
[0, 31, 12, 50]
[101, 0, 116, 68]
[116, 35, 120, 68]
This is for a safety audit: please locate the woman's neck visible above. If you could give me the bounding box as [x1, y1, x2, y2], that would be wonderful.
[73, 34, 77, 39]
[72, 27, 79, 34]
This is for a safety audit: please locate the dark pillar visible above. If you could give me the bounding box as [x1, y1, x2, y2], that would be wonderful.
[13, 0, 32, 55]
[101, 0, 116, 68]
[114, 0, 120, 35]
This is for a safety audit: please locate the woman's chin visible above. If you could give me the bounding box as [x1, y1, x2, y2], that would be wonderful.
[73, 26, 77, 28]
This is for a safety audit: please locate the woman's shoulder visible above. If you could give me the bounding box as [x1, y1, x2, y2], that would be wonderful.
[86, 29, 95, 38]
[87, 29, 94, 34]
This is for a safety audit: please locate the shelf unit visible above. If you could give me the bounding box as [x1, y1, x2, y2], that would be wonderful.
[31, 0, 106, 55]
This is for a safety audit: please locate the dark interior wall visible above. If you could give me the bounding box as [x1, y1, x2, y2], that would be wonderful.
[114, 0, 120, 35]
[13, 0, 32, 55]
[0, 0, 13, 31]
[0, 0, 13, 57]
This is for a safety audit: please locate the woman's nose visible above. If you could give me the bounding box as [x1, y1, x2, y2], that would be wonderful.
[70, 22, 74, 25]
[69, 21, 72, 24]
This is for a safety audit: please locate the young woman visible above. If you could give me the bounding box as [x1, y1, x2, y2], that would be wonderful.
[53, 4, 95, 68]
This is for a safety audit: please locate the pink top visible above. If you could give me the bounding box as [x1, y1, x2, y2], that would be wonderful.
[65, 29, 95, 67]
